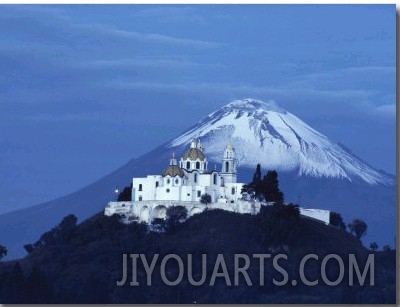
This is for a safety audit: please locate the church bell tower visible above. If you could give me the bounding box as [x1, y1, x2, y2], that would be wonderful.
[220, 144, 237, 183]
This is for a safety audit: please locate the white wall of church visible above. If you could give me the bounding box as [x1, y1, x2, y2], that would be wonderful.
[104, 200, 331, 226]
[132, 175, 163, 201]
[156, 185, 180, 201]
[299, 208, 330, 225]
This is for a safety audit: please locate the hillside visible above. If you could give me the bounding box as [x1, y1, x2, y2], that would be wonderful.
[0, 207, 395, 304]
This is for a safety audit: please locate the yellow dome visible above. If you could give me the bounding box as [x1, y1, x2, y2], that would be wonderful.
[162, 165, 184, 177]
[182, 148, 205, 161]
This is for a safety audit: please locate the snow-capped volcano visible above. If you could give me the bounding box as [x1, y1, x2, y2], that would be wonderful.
[170, 99, 392, 185]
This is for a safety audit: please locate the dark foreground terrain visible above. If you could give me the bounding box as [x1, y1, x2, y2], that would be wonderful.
[0, 205, 396, 304]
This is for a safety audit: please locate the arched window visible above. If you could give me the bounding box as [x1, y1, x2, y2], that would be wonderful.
[213, 173, 217, 185]
[139, 184, 142, 191]
[139, 196, 142, 201]
[196, 161, 200, 169]
[186, 161, 190, 169]
[167, 178, 170, 184]
[194, 173, 197, 183]
[231, 187, 235, 195]
[225, 161, 229, 172]
[175, 178, 179, 184]
[155, 181, 159, 188]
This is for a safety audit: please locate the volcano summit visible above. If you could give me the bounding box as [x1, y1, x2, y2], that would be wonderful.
[171, 99, 393, 185]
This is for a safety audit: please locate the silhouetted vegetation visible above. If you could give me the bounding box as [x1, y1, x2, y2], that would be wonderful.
[382, 245, 392, 252]
[348, 219, 367, 240]
[0, 245, 7, 261]
[330, 212, 346, 231]
[263, 170, 284, 203]
[23, 244, 34, 254]
[0, 208, 395, 304]
[200, 193, 212, 204]
[241, 164, 284, 203]
[369, 242, 378, 251]
[24, 214, 78, 253]
[117, 184, 132, 201]
[166, 206, 188, 233]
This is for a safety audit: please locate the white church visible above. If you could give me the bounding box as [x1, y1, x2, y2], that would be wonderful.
[104, 139, 330, 225]
[131, 139, 242, 204]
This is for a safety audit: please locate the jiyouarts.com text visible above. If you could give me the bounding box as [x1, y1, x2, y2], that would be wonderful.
[116, 253, 374, 287]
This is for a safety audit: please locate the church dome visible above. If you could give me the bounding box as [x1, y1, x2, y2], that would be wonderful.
[183, 148, 205, 161]
[162, 165, 184, 177]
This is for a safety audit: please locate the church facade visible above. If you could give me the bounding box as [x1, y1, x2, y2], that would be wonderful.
[131, 139, 243, 204]
[104, 139, 250, 223]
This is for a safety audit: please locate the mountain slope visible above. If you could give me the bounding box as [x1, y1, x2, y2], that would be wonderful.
[0, 99, 395, 259]
[170, 99, 393, 185]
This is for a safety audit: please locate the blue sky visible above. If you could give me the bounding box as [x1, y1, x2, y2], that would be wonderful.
[0, 4, 396, 213]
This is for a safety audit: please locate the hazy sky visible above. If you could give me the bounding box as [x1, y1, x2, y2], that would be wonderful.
[0, 4, 396, 213]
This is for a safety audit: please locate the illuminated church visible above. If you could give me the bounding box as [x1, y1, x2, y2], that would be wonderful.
[104, 139, 331, 225]
[131, 139, 243, 204]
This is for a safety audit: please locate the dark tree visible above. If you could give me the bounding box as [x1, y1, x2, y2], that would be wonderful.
[151, 218, 167, 232]
[370, 242, 378, 251]
[117, 184, 132, 201]
[23, 244, 34, 254]
[241, 164, 263, 200]
[200, 193, 212, 204]
[58, 214, 78, 237]
[38, 230, 56, 246]
[383, 245, 392, 251]
[252, 163, 263, 196]
[0, 244, 7, 261]
[241, 166, 284, 203]
[166, 206, 188, 232]
[330, 212, 346, 231]
[262, 170, 284, 204]
[241, 183, 255, 200]
[26, 214, 78, 251]
[348, 219, 367, 240]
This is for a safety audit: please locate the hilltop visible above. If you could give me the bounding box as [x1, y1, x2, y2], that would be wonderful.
[0, 206, 395, 304]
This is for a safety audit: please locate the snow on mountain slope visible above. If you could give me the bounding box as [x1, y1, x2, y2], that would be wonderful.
[170, 99, 392, 185]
